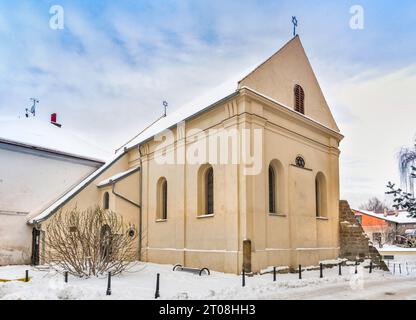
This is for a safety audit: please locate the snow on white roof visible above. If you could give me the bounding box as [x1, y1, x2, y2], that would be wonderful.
[354, 209, 416, 224]
[0, 117, 111, 162]
[97, 166, 140, 187]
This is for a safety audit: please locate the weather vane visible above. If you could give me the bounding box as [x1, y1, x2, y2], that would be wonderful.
[292, 16, 298, 37]
[25, 98, 39, 117]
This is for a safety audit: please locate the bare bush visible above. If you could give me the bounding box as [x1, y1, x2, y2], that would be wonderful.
[359, 197, 388, 213]
[42, 207, 138, 278]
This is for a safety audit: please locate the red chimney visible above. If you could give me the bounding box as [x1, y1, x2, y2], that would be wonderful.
[50, 113, 62, 128]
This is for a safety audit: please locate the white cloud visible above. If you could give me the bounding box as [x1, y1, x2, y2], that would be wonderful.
[325, 65, 416, 208]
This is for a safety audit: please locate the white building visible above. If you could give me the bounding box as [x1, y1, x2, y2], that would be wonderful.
[0, 116, 109, 265]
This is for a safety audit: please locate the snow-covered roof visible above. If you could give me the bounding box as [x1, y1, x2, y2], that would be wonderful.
[116, 78, 342, 154]
[117, 72, 250, 153]
[354, 209, 416, 224]
[97, 166, 140, 188]
[0, 117, 111, 162]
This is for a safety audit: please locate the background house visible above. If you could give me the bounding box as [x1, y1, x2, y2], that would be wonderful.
[0, 115, 109, 265]
[353, 208, 416, 246]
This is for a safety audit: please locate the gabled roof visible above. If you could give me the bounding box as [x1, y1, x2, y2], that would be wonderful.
[97, 166, 140, 188]
[0, 117, 111, 162]
[353, 209, 416, 224]
[118, 71, 245, 153]
[238, 35, 339, 132]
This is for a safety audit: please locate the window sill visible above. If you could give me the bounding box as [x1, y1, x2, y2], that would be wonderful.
[268, 213, 287, 217]
[156, 219, 168, 223]
[197, 214, 215, 219]
[316, 216, 329, 221]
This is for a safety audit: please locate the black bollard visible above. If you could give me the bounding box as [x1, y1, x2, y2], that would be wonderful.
[393, 263, 396, 275]
[25, 270, 29, 282]
[155, 273, 160, 299]
[369, 261, 373, 274]
[319, 263, 323, 278]
[64, 271, 68, 283]
[399, 264, 402, 274]
[299, 265, 302, 280]
[106, 272, 112, 296]
[339, 262, 342, 276]
[273, 267, 276, 282]
[355, 261, 358, 274]
[242, 268, 246, 287]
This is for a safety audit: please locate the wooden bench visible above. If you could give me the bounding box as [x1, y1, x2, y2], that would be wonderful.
[173, 264, 210, 276]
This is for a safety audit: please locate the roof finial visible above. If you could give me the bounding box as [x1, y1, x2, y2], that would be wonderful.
[163, 101, 168, 117]
[292, 16, 298, 37]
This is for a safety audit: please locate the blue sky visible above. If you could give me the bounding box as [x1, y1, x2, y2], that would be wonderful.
[1, 0, 416, 207]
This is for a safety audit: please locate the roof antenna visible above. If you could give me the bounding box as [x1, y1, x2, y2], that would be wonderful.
[25, 98, 39, 118]
[114, 101, 169, 154]
[292, 16, 298, 37]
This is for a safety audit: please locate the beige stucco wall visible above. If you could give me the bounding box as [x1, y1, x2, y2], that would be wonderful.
[238, 36, 339, 132]
[135, 88, 341, 274]
[38, 153, 139, 255]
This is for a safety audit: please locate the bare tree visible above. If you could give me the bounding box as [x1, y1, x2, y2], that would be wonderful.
[359, 197, 388, 213]
[42, 207, 138, 278]
[398, 146, 416, 195]
[371, 223, 395, 248]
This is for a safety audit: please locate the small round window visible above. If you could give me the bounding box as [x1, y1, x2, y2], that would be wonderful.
[295, 156, 305, 168]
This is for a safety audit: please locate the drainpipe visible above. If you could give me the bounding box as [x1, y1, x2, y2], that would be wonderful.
[111, 177, 142, 259]
[138, 145, 144, 261]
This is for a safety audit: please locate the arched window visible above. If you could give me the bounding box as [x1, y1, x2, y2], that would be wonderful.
[206, 167, 214, 215]
[294, 84, 305, 114]
[103, 192, 109, 210]
[268, 160, 285, 215]
[157, 178, 168, 220]
[315, 172, 327, 217]
[198, 165, 214, 216]
[268, 165, 276, 213]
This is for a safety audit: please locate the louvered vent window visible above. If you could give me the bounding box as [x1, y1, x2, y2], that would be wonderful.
[294, 84, 305, 114]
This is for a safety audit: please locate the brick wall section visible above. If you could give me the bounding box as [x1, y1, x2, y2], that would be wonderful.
[339, 200, 388, 270]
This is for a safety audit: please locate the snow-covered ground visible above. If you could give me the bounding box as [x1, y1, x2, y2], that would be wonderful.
[1, 261, 416, 300]
[378, 244, 416, 252]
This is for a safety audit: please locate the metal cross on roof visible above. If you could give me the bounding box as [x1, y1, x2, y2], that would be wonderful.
[292, 16, 298, 37]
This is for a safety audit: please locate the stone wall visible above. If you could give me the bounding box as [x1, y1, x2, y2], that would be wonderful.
[339, 200, 388, 270]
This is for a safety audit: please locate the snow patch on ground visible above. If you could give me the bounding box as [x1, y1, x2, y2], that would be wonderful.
[1, 261, 415, 300]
